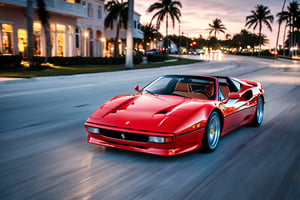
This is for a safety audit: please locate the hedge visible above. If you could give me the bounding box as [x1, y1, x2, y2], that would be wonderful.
[0, 55, 144, 69]
[228, 50, 273, 57]
[0, 55, 22, 69]
[47, 55, 143, 66]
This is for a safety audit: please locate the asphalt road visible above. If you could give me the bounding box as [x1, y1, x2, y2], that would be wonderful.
[0, 55, 299, 200]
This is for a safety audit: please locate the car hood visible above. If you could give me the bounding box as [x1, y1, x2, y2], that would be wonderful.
[88, 94, 210, 133]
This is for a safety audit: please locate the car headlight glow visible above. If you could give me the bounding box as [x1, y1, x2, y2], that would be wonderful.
[87, 127, 100, 134]
[149, 136, 173, 143]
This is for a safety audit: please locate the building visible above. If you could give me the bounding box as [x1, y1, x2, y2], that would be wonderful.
[0, 0, 86, 57]
[77, 0, 106, 57]
[104, 11, 144, 56]
[0, 0, 143, 58]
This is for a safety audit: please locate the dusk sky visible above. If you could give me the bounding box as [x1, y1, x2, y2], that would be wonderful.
[135, 0, 288, 48]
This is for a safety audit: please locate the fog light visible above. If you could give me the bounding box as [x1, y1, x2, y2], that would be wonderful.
[149, 136, 173, 143]
[87, 127, 100, 134]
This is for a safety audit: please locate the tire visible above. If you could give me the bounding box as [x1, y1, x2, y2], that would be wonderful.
[202, 111, 221, 153]
[250, 96, 264, 127]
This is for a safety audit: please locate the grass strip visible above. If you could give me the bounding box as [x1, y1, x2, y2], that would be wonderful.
[0, 56, 203, 78]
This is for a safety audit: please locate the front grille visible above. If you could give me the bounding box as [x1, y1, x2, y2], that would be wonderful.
[102, 139, 147, 148]
[99, 128, 149, 142]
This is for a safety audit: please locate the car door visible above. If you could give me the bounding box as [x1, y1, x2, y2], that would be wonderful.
[220, 88, 253, 134]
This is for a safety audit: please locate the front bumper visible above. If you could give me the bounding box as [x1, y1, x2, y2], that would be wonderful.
[85, 122, 205, 156]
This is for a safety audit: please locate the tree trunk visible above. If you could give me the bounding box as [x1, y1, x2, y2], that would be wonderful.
[289, 17, 292, 57]
[27, 0, 34, 67]
[43, 24, 51, 62]
[166, 14, 168, 52]
[259, 22, 262, 56]
[275, 0, 286, 59]
[125, 0, 134, 69]
[114, 17, 120, 57]
[282, 22, 287, 56]
[143, 40, 147, 52]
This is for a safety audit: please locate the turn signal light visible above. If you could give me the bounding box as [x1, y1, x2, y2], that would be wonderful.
[149, 136, 173, 143]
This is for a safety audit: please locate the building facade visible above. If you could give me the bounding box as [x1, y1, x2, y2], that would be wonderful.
[0, 0, 143, 58]
[104, 11, 144, 56]
[77, 0, 105, 57]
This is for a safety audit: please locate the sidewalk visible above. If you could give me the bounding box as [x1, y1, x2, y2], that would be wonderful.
[0, 77, 23, 82]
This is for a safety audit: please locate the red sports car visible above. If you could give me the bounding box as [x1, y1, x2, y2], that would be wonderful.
[85, 75, 264, 156]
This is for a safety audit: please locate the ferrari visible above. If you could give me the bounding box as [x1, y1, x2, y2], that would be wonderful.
[85, 75, 264, 156]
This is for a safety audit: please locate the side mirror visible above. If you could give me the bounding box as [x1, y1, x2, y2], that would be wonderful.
[134, 85, 140, 92]
[228, 93, 240, 99]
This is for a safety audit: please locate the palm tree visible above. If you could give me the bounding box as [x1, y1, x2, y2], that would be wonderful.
[245, 4, 274, 51]
[142, 24, 158, 51]
[225, 33, 231, 40]
[27, 0, 33, 67]
[147, 0, 182, 49]
[37, 0, 51, 61]
[208, 18, 227, 38]
[105, 0, 128, 57]
[277, 1, 299, 56]
[275, 0, 286, 58]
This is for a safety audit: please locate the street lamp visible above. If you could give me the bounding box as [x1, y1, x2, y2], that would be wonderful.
[84, 31, 89, 57]
[100, 38, 106, 57]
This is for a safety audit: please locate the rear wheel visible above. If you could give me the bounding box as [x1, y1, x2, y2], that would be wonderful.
[202, 111, 221, 153]
[250, 96, 264, 127]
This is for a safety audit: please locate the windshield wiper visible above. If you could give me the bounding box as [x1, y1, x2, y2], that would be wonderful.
[145, 89, 156, 96]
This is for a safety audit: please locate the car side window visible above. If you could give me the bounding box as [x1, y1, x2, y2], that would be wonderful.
[231, 79, 242, 92]
[218, 87, 225, 101]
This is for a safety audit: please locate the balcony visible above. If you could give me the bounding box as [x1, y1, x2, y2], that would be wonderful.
[133, 29, 144, 40]
[0, 0, 86, 18]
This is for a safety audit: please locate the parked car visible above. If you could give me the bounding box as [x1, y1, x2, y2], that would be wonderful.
[146, 49, 162, 55]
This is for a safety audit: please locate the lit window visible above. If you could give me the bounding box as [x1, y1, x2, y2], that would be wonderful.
[56, 24, 66, 32]
[68, 25, 73, 33]
[50, 23, 55, 31]
[18, 29, 27, 57]
[57, 32, 65, 56]
[2, 24, 13, 32]
[33, 22, 42, 31]
[1, 24, 14, 54]
[33, 22, 42, 56]
[88, 3, 93, 17]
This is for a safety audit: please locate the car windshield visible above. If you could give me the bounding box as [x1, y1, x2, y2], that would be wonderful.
[143, 75, 216, 100]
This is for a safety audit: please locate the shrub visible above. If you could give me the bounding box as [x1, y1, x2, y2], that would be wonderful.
[29, 56, 48, 69]
[0, 55, 22, 69]
[48, 56, 126, 66]
[134, 54, 143, 64]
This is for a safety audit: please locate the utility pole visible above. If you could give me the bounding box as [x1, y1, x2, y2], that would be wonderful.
[125, 0, 134, 69]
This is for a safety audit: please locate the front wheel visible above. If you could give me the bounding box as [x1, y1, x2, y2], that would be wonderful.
[250, 96, 264, 127]
[202, 111, 221, 153]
